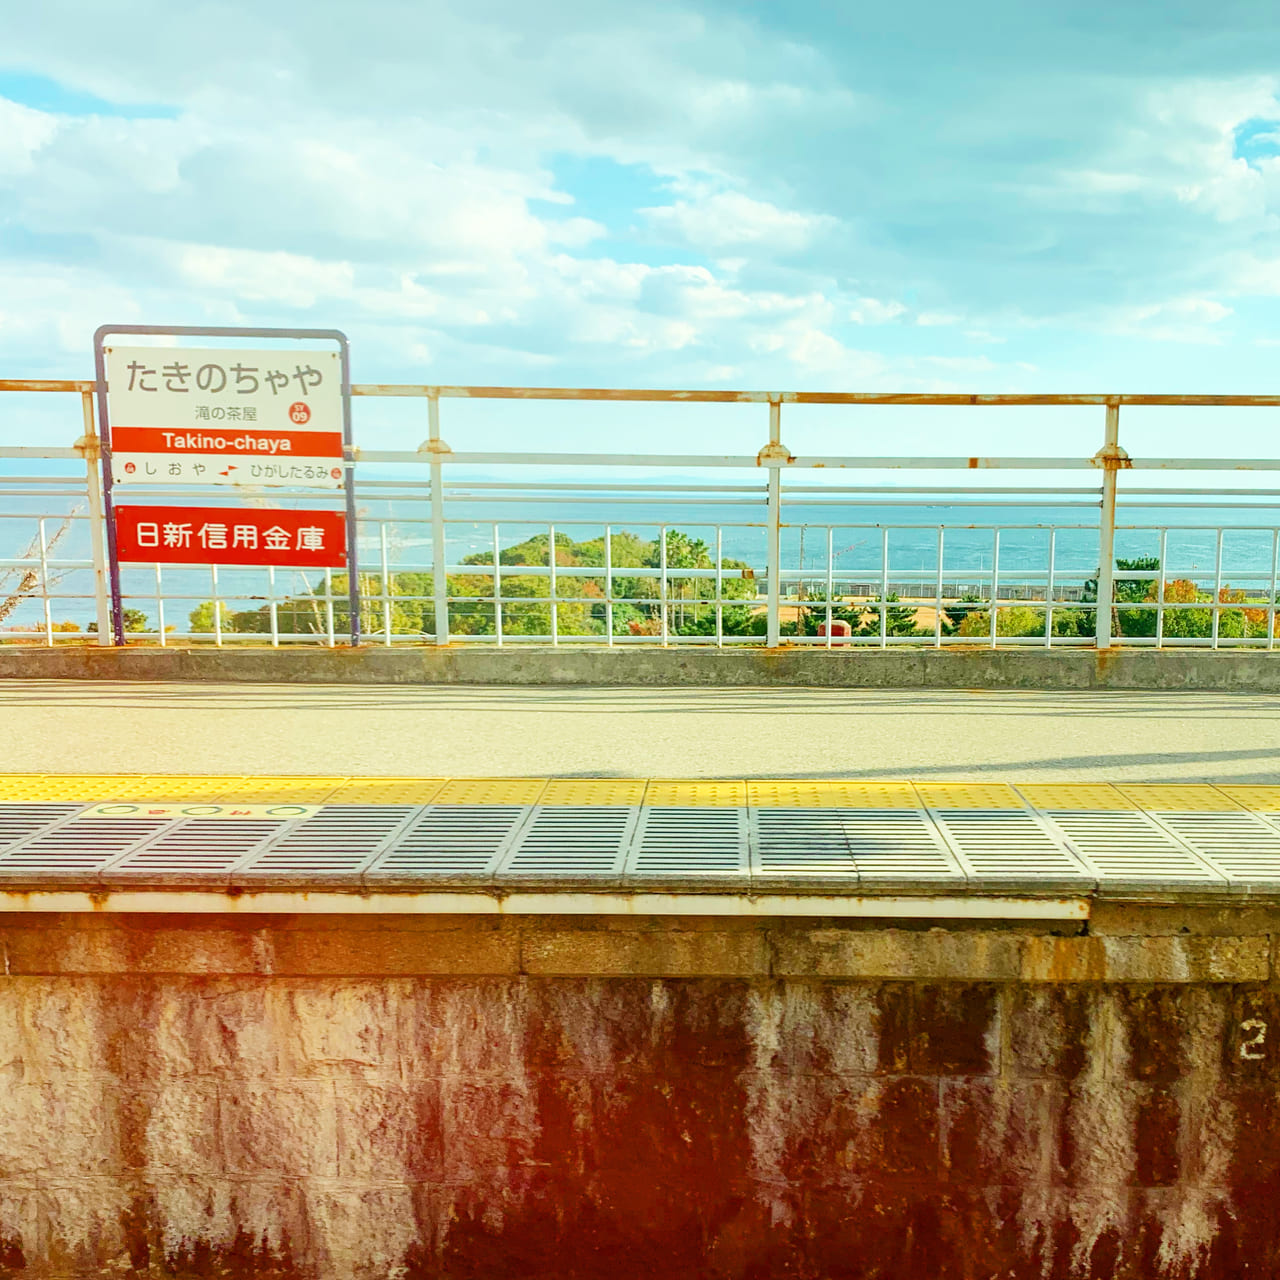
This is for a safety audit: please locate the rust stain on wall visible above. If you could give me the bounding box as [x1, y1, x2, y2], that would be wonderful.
[0, 923, 1275, 1277]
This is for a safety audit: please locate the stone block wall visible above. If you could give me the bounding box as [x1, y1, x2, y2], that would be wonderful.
[0, 907, 1276, 1278]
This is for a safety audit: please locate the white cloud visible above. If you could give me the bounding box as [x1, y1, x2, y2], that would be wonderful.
[849, 297, 906, 324]
[642, 190, 836, 252]
[1108, 295, 1234, 343]
[0, 98, 59, 172]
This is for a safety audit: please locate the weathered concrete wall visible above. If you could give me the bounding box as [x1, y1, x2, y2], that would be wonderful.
[4, 643, 1280, 690]
[1, 907, 1278, 1278]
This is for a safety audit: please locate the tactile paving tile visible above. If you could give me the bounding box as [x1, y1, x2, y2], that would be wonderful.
[643, 780, 748, 808]
[929, 809, 1089, 887]
[129, 776, 250, 801]
[215, 777, 348, 804]
[102, 818, 291, 882]
[1215, 786, 1280, 813]
[325, 778, 446, 805]
[1039, 810, 1223, 888]
[747, 781, 919, 809]
[1016, 784, 1134, 811]
[4, 776, 149, 803]
[432, 779, 548, 806]
[0, 816, 174, 876]
[366, 806, 530, 881]
[1116, 785, 1241, 812]
[627, 808, 750, 881]
[0, 777, 54, 802]
[236, 805, 417, 881]
[499, 806, 637, 880]
[539, 780, 648, 807]
[913, 783, 1025, 810]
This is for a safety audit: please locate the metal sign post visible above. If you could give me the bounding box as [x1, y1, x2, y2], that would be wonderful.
[93, 325, 360, 646]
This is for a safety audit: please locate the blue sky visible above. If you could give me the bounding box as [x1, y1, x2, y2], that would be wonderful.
[3, 0, 1280, 458]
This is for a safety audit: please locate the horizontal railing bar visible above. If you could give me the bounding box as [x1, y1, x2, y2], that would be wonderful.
[9, 378, 1280, 408]
[0, 449, 83, 459]
[0, 380, 95, 393]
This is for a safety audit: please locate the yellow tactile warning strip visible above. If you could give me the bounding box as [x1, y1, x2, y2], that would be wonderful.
[326, 778, 447, 805]
[0, 775, 1271, 814]
[1116, 785, 1243, 812]
[644, 780, 748, 807]
[1216, 786, 1280, 812]
[432, 778, 549, 806]
[203, 777, 349, 803]
[747, 781, 919, 809]
[913, 783, 1025, 810]
[540, 779, 648, 807]
[124, 776, 251, 802]
[1015, 784, 1135, 811]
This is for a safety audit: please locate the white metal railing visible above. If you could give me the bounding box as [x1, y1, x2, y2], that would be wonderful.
[2, 379, 1280, 650]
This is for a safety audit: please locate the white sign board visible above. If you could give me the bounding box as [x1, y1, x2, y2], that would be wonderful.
[104, 345, 344, 488]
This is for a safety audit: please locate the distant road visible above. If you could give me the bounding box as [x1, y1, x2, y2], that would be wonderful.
[2, 680, 1277, 783]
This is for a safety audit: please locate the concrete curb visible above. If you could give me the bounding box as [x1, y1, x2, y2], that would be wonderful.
[2, 644, 1280, 689]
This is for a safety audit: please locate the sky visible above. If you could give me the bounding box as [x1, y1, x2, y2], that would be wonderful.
[3, 0, 1280, 459]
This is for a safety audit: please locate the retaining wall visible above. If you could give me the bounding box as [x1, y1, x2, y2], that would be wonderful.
[4, 644, 1280, 690]
[1, 904, 1278, 1277]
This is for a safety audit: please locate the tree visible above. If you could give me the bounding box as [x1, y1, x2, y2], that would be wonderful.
[856, 593, 921, 637]
[189, 601, 232, 633]
[0, 514, 78, 627]
[87, 609, 148, 634]
[956, 606, 1047, 638]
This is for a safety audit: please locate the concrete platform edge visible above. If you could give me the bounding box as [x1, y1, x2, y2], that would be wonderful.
[2, 644, 1280, 689]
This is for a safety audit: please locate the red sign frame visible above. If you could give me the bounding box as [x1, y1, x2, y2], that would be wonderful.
[114, 506, 347, 568]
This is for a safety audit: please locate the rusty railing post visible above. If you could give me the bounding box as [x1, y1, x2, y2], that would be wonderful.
[427, 393, 450, 646]
[77, 390, 113, 645]
[1094, 400, 1127, 650]
[762, 395, 786, 648]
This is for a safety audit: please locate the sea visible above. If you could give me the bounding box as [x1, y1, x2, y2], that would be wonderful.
[5, 462, 1280, 632]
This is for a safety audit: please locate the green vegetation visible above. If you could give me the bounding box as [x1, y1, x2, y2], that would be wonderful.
[183, 543, 1280, 643]
[87, 608, 149, 634]
[195, 529, 761, 639]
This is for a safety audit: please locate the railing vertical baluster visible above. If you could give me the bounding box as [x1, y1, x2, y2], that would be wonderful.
[1212, 526, 1224, 648]
[268, 566, 279, 648]
[604, 525, 613, 648]
[1045, 528, 1056, 648]
[211, 565, 222, 647]
[826, 526, 835, 649]
[155, 565, 166, 647]
[1269, 529, 1279, 652]
[79, 389, 112, 645]
[766, 398, 782, 648]
[379, 523, 392, 646]
[494, 523, 504, 647]
[934, 527, 944, 648]
[428, 393, 449, 647]
[989, 529, 1001, 649]
[879, 527, 888, 649]
[1156, 528, 1168, 648]
[548, 523, 558, 645]
[37, 518, 52, 646]
[715, 525, 724, 649]
[659, 524, 669, 646]
[323, 567, 335, 648]
[1095, 401, 1121, 649]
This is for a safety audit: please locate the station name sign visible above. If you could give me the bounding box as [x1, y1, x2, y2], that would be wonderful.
[104, 346, 344, 488]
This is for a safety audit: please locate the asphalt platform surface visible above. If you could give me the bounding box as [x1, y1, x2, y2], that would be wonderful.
[3, 680, 1277, 783]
